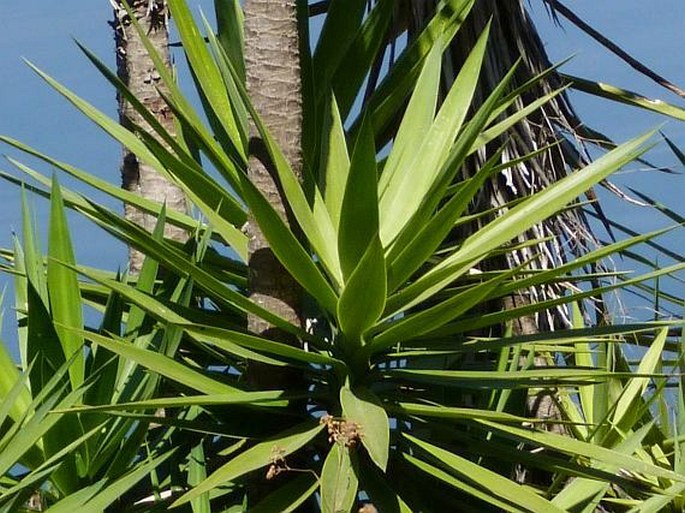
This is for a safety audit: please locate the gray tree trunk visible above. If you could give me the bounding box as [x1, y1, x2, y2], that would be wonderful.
[243, 0, 304, 371]
[113, 0, 189, 274]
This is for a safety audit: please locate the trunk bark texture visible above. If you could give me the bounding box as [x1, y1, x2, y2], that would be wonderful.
[243, 0, 304, 366]
[113, 0, 189, 274]
[242, 2, 306, 505]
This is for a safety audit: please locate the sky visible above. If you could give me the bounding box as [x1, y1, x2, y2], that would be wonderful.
[0, 1, 684, 352]
[530, 1, 685, 197]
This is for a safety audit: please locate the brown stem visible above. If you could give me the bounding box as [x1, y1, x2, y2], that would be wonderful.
[113, 0, 189, 274]
[243, 0, 304, 381]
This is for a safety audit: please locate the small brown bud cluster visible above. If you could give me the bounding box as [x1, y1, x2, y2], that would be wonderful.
[265, 446, 288, 480]
[320, 414, 362, 448]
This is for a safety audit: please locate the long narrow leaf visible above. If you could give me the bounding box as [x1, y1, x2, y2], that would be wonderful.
[173, 421, 324, 507]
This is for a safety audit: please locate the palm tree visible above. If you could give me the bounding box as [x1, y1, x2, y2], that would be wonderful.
[112, 0, 189, 273]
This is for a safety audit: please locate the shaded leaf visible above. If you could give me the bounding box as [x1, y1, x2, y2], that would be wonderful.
[320, 443, 358, 513]
[340, 387, 389, 471]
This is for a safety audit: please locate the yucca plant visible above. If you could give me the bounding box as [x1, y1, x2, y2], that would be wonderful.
[1, 0, 685, 512]
[0, 189, 197, 510]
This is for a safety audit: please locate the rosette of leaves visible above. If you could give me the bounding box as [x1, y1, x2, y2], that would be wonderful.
[1, 1, 685, 511]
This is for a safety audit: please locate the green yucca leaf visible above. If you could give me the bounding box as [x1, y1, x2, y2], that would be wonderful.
[22, 60, 246, 258]
[476, 419, 685, 483]
[173, 421, 324, 507]
[0, 423, 104, 504]
[47, 176, 84, 390]
[250, 474, 318, 513]
[319, 94, 350, 234]
[0, 336, 30, 426]
[371, 267, 508, 353]
[379, 24, 489, 246]
[0, 361, 32, 434]
[320, 442, 358, 513]
[552, 423, 655, 510]
[340, 387, 389, 471]
[386, 402, 536, 424]
[384, 62, 520, 288]
[81, 203, 307, 337]
[402, 454, 530, 513]
[0, 382, 85, 492]
[428, 261, 685, 340]
[337, 236, 386, 346]
[405, 433, 565, 513]
[81, 329, 240, 395]
[336, 116, 385, 342]
[73, 41, 198, 170]
[566, 74, 685, 121]
[201, 12, 250, 143]
[7, 156, 247, 260]
[214, 0, 245, 82]
[156, 84, 247, 191]
[312, 0, 368, 100]
[3, 1, 685, 509]
[629, 482, 685, 513]
[571, 302, 595, 437]
[58, 391, 299, 414]
[388, 130, 655, 314]
[166, 0, 245, 154]
[83, 288, 123, 409]
[355, 0, 475, 139]
[18, 187, 48, 362]
[215, 43, 343, 283]
[44, 449, 175, 513]
[383, 367, 631, 389]
[2, 147, 228, 252]
[181, 324, 341, 368]
[469, 87, 567, 155]
[386, 148, 502, 292]
[126, 208, 166, 335]
[12, 222, 28, 371]
[611, 328, 668, 432]
[111, 1, 247, 187]
[25, 61, 164, 178]
[188, 427, 211, 513]
[239, 175, 340, 315]
[330, 0, 395, 118]
[378, 42, 441, 203]
[338, 117, 379, 281]
[494, 225, 680, 301]
[130, 129, 249, 255]
[108, 213, 169, 407]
